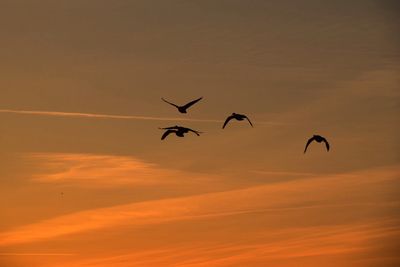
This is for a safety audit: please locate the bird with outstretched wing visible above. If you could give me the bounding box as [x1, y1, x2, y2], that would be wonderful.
[161, 97, 203, 113]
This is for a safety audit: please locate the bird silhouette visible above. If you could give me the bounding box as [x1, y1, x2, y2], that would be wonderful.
[161, 97, 203, 113]
[222, 113, 253, 129]
[159, 125, 202, 140]
[304, 135, 330, 153]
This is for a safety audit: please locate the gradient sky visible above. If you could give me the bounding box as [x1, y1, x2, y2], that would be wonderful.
[0, 1, 399, 266]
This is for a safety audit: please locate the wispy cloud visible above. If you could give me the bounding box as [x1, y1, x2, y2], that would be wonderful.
[0, 109, 286, 125]
[27, 153, 184, 187]
[0, 165, 398, 247]
[0, 253, 75, 256]
[37, 220, 400, 267]
[250, 170, 318, 177]
[0, 109, 221, 123]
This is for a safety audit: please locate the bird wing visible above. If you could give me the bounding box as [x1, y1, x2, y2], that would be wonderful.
[222, 115, 234, 129]
[161, 130, 175, 140]
[322, 138, 330, 151]
[182, 97, 203, 110]
[244, 115, 253, 127]
[161, 98, 179, 108]
[304, 136, 315, 153]
[186, 128, 201, 136]
[159, 126, 179, 130]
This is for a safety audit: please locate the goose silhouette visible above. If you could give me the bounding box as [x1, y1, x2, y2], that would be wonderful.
[304, 135, 330, 153]
[159, 125, 202, 140]
[161, 97, 203, 113]
[222, 113, 253, 129]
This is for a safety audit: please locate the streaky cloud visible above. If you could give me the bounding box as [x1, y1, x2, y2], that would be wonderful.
[0, 165, 398, 247]
[0, 109, 286, 125]
[27, 153, 189, 187]
[0, 109, 221, 123]
[251, 170, 319, 176]
[37, 220, 400, 267]
[0, 253, 75, 256]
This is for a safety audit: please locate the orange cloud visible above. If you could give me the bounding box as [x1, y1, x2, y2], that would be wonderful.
[250, 170, 319, 177]
[27, 153, 198, 187]
[0, 165, 398, 247]
[0, 253, 75, 256]
[33, 220, 400, 267]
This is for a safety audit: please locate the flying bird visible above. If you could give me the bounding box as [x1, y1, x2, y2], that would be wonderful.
[304, 135, 330, 153]
[159, 125, 202, 140]
[161, 97, 203, 113]
[222, 113, 253, 129]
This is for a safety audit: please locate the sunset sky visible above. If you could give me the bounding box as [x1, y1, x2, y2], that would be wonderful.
[0, 1, 399, 266]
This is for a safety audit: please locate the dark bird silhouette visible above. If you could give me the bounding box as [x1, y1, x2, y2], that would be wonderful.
[304, 135, 330, 153]
[222, 113, 253, 129]
[161, 97, 203, 113]
[159, 125, 202, 140]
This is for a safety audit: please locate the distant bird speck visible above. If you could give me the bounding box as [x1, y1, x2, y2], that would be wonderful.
[161, 97, 203, 113]
[222, 113, 253, 129]
[159, 125, 202, 140]
[304, 135, 330, 153]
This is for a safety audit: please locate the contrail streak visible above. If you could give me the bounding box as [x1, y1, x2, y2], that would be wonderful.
[0, 109, 286, 125]
[0, 109, 221, 123]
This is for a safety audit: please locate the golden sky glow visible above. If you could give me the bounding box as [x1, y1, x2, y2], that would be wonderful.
[0, 1, 399, 267]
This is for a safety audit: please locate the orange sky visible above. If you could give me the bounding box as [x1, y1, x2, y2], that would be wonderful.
[0, 1, 399, 267]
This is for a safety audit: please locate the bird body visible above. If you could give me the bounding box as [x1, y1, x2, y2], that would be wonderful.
[161, 97, 203, 113]
[160, 125, 202, 140]
[222, 113, 253, 129]
[304, 135, 330, 153]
